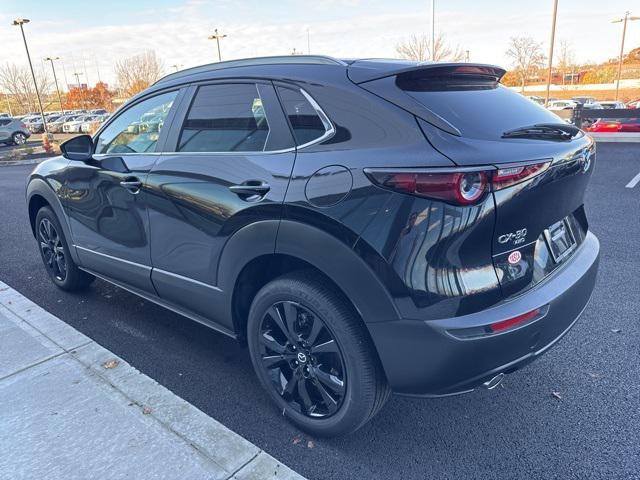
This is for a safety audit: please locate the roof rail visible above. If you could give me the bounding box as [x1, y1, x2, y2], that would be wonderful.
[155, 55, 347, 85]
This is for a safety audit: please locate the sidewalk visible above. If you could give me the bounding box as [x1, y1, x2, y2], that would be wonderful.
[0, 280, 305, 480]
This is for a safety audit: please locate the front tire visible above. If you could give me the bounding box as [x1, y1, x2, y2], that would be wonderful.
[35, 207, 95, 291]
[247, 271, 390, 436]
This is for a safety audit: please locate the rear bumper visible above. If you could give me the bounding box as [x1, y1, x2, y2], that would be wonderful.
[368, 232, 600, 396]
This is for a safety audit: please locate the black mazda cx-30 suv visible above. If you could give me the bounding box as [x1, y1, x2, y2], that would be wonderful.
[27, 56, 599, 436]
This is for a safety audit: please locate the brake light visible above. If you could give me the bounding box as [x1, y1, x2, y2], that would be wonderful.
[364, 160, 549, 206]
[489, 308, 540, 333]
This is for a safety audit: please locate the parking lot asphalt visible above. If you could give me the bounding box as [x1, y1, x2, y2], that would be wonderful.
[0, 143, 638, 480]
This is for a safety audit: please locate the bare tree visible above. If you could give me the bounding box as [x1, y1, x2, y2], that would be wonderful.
[505, 36, 546, 92]
[396, 33, 466, 62]
[114, 51, 164, 97]
[0, 63, 52, 114]
[556, 40, 575, 86]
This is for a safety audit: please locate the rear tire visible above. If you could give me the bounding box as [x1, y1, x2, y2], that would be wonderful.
[247, 270, 390, 436]
[35, 207, 95, 291]
[12, 132, 27, 145]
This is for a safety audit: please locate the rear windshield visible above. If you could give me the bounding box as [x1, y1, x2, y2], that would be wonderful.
[398, 79, 563, 140]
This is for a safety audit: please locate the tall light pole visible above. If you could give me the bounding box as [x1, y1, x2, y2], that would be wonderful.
[612, 12, 639, 101]
[544, 0, 559, 107]
[307, 28, 311, 54]
[12, 18, 48, 133]
[431, 0, 436, 61]
[73, 72, 85, 109]
[44, 56, 65, 114]
[208, 28, 227, 62]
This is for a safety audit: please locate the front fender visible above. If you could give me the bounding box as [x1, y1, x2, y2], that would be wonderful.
[27, 173, 79, 265]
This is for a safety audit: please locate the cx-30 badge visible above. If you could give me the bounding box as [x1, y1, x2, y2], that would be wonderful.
[498, 228, 527, 246]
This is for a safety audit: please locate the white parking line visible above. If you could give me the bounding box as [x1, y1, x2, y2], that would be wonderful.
[625, 171, 640, 189]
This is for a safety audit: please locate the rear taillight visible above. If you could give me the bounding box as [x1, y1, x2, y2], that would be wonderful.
[20, 123, 27, 128]
[365, 160, 549, 206]
[368, 170, 488, 206]
[492, 161, 550, 190]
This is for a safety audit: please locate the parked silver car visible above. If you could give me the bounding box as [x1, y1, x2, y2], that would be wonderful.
[0, 117, 31, 145]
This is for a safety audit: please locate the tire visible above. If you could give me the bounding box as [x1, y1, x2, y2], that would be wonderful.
[35, 206, 95, 291]
[11, 132, 27, 145]
[247, 270, 390, 436]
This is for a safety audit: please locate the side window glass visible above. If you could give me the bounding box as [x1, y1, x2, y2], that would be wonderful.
[95, 90, 177, 154]
[177, 84, 269, 152]
[276, 87, 329, 145]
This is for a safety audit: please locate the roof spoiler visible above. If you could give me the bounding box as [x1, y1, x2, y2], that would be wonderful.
[347, 60, 506, 84]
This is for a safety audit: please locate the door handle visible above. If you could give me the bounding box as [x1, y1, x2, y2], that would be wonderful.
[229, 181, 270, 198]
[120, 177, 143, 194]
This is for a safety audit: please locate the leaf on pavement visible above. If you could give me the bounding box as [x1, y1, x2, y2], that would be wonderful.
[292, 436, 301, 445]
[611, 328, 622, 333]
[307, 440, 315, 449]
[102, 359, 119, 369]
[142, 406, 152, 415]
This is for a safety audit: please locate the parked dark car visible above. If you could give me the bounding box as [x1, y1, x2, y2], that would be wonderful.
[26, 56, 599, 436]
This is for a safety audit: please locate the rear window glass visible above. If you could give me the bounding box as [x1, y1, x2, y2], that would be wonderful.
[398, 80, 564, 139]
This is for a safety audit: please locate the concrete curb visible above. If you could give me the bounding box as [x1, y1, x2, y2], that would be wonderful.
[0, 280, 305, 480]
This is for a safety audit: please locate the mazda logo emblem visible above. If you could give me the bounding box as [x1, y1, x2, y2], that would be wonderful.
[297, 352, 308, 363]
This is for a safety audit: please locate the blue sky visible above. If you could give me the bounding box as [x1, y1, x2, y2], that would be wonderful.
[1, 0, 638, 87]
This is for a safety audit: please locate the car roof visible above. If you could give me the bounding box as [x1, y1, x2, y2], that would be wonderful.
[150, 54, 505, 92]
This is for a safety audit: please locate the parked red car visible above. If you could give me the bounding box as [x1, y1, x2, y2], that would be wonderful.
[587, 117, 640, 132]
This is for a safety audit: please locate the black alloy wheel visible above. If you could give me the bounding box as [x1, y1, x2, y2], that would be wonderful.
[258, 300, 346, 418]
[38, 217, 67, 282]
[248, 271, 390, 436]
[35, 206, 95, 291]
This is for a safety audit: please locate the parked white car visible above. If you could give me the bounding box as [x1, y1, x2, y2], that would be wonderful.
[79, 114, 109, 133]
[63, 115, 96, 133]
[547, 100, 578, 111]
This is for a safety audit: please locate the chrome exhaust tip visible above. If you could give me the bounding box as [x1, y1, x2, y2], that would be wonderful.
[482, 373, 504, 390]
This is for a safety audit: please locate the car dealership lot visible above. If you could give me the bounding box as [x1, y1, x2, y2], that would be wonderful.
[0, 143, 638, 479]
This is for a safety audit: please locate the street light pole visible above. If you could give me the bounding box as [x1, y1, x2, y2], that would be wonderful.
[208, 28, 227, 62]
[544, 0, 559, 107]
[12, 18, 48, 133]
[612, 12, 639, 101]
[44, 57, 65, 114]
[73, 72, 85, 109]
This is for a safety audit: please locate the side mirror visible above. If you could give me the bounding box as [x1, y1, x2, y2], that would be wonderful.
[60, 134, 93, 162]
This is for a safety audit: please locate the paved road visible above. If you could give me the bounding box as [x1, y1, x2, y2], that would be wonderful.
[1, 144, 638, 479]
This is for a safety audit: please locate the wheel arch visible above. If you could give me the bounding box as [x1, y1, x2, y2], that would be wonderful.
[27, 178, 80, 264]
[219, 219, 400, 342]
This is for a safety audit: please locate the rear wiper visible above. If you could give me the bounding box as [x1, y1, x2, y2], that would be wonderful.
[502, 123, 581, 141]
